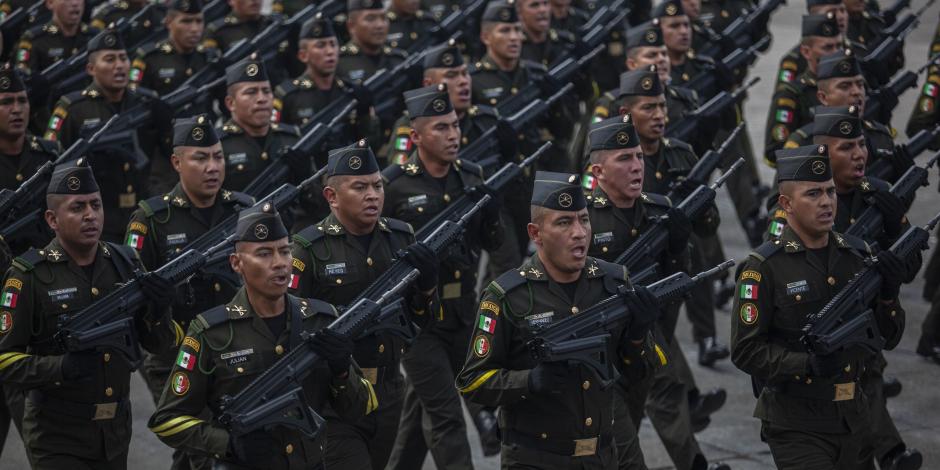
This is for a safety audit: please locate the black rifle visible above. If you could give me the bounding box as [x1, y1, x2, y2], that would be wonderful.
[55, 234, 236, 366]
[801, 210, 940, 356]
[863, 54, 940, 124]
[867, 123, 940, 180]
[861, 0, 936, 88]
[614, 159, 743, 272]
[666, 77, 759, 149]
[216, 195, 492, 437]
[1, 0, 49, 58]
[881, 0, 911, 26]
[405, 0, 484, 54]
[846, 152, 940, 240]
[686, 36, 770, 99]
[699, 0, 785, 59]
[667, 122, 744, 200]
[526, 260, 734, 386]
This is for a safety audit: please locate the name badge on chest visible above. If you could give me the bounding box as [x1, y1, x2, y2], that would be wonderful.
[220, 348, 254, 366]
[325, 263, 346, 276]
[593, 232, 613, 245]
[525, 311, 554, 329]
[158, 67, 176, 78]
[166, 233, 188, 246]
[48, 287, 78, 302]
[228, 153, 247, 165]
[407, 194, 428, 208]
[786, 280, 809, 295]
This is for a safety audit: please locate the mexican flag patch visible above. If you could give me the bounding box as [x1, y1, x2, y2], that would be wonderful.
[176, 350, 196, 370]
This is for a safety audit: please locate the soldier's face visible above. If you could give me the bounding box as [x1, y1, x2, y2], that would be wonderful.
[426, 65, 471, 112]
[88, 50, 130, 92]
[810, 4, 848, 32]
[529, 208, 591, 275]
[226, 81, 274, 130]
[842, 0, 866, 15]
[231, 238, 292, 299]
[325, 173, 384, 231]
[680, 0, 700, 20]
[47, 0, 83, 28]
[348, 9, 389, 48]
[591, 147, 644, 202]
[392, 0, 420, 15]
[229, 0, 262, 19]
[167, 12, 205, 51]
[0, 92, 30, 138]
[549, 0, 571, 12]
[411, 112, 460, 163]
[46, 193, 103, 249]
[621, 96, 666, 142]
[627, 46, 670, 80]
[818, 75, 866, 112]
[801, 36, 842, 71]
[299, 37, 339, 76]
[779, 180, 837, 235]
[660, 16, 690, 53]
[482, 23, 524, 62]
[173, 143, 225, 201]
[519, 0, 551, 34]
[825, 136, 868, 191]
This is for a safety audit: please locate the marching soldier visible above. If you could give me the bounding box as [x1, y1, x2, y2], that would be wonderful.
[764, 12, 842, 164]
[45, 29, 163, 243]
[14, 0, 95, 77]
[148, 203, 376, 470]
[456, 170, 658, 469]
[90, 0, 165, 47]
[0, 158, 177, 469]
[289, 141, 439, 469]
[518, 0, 572, 67]
[385, 0, 438, 51]
[549, 0, 590, 35]
[731, 145, 907, 469]
[204, 0, 273, 52]
[382, 84, 502, 470]
[905, 23, 940, 152]
[656, 0, 712, 87]
[471, 0, 540, 108]
[771, 0, 848, 91]
[845, 0, 886, 46]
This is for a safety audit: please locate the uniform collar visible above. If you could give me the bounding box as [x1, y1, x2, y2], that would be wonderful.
[81, 83, 106, 100]
[317, 212, 391, 237]
[799, 71, 817, 87]
[41, 238, 111, 263]
[777, 225, 852, 253]
[858, 177, 875, 193]
[221, 119, 245, 135]
[518, 254, 604, 282]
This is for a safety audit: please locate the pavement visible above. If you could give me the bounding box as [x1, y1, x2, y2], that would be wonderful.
[4, 1, 940, 469]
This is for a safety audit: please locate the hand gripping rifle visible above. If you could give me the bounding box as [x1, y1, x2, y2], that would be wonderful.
[863, 53, 940, 124]
[801, 211, 940, 356]
[526, 260, 734, 387]
[867, 122, 940, 181]
[216, 195, 492, 437]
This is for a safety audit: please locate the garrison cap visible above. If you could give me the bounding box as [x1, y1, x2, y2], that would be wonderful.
[170, 0, 203, 14]
[405, 83, 454, 119]
[653, 0, 685, 18]
[347, 0, 383, 11]
[0, 62, 26, 93]
[327, 139, 380, 176]
[87, 28, 126, 53]
[812, 105, 862, 138]
[482, 0, 519, 23]
[235, 202, 289, 242]
[226, 53, 269, 86]
[531, 171, 587, 211]
[619, 66, 663, 97]
[802, 12, 840, 38]
[626, 21, 663, 50]
[424, 40, 464, 69]
[48, 158, 99, 195]
[173, 114, 219, 147]
[775, 144, 832, 182]
[300, 14, 335, 40]
[589, 114, 640, 151]
[816, 50, 862, 80]
[806, 0, 841, 7]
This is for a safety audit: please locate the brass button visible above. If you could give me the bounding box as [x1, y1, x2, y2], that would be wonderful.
[61, 304, 68, 310]
[655, 171, 662, 180]
[275, 345, 285, 355]
[15, 173, 22, 181]
[806, 378, 813, 384]
[105, 387, 113, 397]
[582, 380, 590, 390]
[794, 375, 800, 381]
[443, 194, 451, 203]
[126, 185, 133, 193]
[630, 228, 638, 236]
[103, 353, 111, 362]
[214, 283, 221, 292]
[571, 306, 579, 314]
[795, 294, 802, 301]
[827, 276, 836, 286]
[417, 207, 424, 213]
[367, 257, 373, 266]
[585, 417, 593, 426]
[261, 152, 269, 160]
[602, 246, 608, 253]
[185, 67, 192, 76]
[237, 164, 245, 171]
[849, 218, 855, 224]
[123, 163, 130, 171]
[890, 310, 897, 317]
[237, 366, 245, 373]
[285, 444, 293, 454]
[511, 87, 518, 94]
[454, 270, 461, 279]
[844, 364, 851, 372]
[336, 279, 343, 284]
[379, 344, 385, 353]
[91, 287, 99, 296]
[541, 432, 548, 438]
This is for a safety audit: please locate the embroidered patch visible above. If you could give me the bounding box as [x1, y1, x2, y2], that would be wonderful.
[395, 136, 412, 151]
[3, 279, 22, 290]
[1, 291, 18, 308]
[779, 70, 795, 82]
[228, 153, 248, 164]
[128, 222, 148, 235]
[777, 97, 797, 108]
[158, 67, 176, 78]
[740, 270, 762, 282]
[220, 348, 254, 360]
[325, 263, 346, 276]
[740, 303, 758, 325]
[183, 336, 200, 352]
[289, 274, 300, 289]
[920, 97, 935, 113]
[593, 232, 614, 245]
[739, 283, 758, 300]
[171, 372, 190, 395]
[768, 220, 785, 237]
[581, 174, 596, 190]
[126, 232, 144, 249]
[776, 109, 793, 123]
[478, 315, 496, 333]
[925, 83, 939, 97]
[772, 124, 789, 142]
[482, 87, 504, 99]
[292, 258, 305, 272]
[786, 280, 809, 295]
[176, 349, 196, 370]
[481, 300, 500, 316]
[0, 311, 12, 334]
[472, 335, 490, 357]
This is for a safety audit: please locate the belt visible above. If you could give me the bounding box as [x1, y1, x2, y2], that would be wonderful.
[772, 380, 858, 402]
[503, 430, 612, 457]
[28, 390, 128, 421]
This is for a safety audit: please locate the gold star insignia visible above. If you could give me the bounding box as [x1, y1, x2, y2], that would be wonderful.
[230, 305, 247, 316]
[405, 163, 419, 175]
[786, 241, 800, 250]
[527, 267, 542, 278]
[587, 265, 599, 275]
[48, 250, 62, 261]
[328, 224, 341, 233]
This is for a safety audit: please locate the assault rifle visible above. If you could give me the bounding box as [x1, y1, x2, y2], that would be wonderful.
[667, 123, 744, 200]
[666, 77, 759, 150]
[686, 36, 770, 99]
[882, 0, 912, 26]
[863, 54, 940, 124]
[614, 159, 743, 271]
[867, 123, 940, 181]
[526, 260, 734, 386]
[216, 195, 492, 437]
[699, 0, 784, 59]
[405, 0, 484, 54]
[861, 0, 936, 88]
[802, 211, 940, 356]
[1, 0, 49, 58]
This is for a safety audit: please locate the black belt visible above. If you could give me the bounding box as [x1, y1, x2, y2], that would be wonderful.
[28, 390, 128, 421]
[503, 429, 612, 457]
[771, 380, 858, 402]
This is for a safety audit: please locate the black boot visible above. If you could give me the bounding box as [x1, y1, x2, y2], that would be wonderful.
[883, 376, 902, 399]
[471, 408, 501, 457]
[689, 388, 727, 432]
[698, 336, 730, 367]
[881, 447, 923, 470]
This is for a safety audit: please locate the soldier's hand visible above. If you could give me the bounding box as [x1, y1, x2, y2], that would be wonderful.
[495, 119, 519, 162]
[664, 207, 692, 254]
[308, 329, 353, 378]
[870, 190, 905, 237]
[229, 429, 282, 468]
[403, 242, 438, 292]
[807, 352, 845, 378]
[875, 250, 905, 300]
[624, 286, 658, 341]
[60, 351, 98, 381]
[528, 361, 569, 394]
[139, 271, 175, 304]
[281, 147, 311, 180]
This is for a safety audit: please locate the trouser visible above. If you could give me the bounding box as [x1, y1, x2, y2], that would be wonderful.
[715, 113, 763, 224]
[685, 235, 718, 342]
[762, 421, 874, 470]
[386, 325, 475, 470]
[919, 286, 940, 351]
[862, 354, 905, 464]
[325, 389, 404, 470]
[501, 436, 618, 470]
[612, 385, 648, 470]
[30, 448, 129, 470]
[0, 385, 25, 462]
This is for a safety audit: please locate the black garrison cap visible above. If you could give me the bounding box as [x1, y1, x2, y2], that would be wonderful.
[812, 105, 862, 138]
[87, 28, 126, 53]
[173, 114, 219, 147]
[626, 21, 663, 50]
[653, 0, 685, 18]
[802, 12, 840, 38]
[48, 158, 100, 195]
[775, 144, 832, 182]
[816, 50, 862, 80]
[619, 66, 663, 97]
[482, 0, 519, 23]
[235, 202, 289, 242]
[170, 0, 203, 14]
[225, 53, 269, 87]
[348, 0, 383, 11]
[589, 114, 640, 151]
[405, 84, 454, 119]
[327, 140, 380, 176]
[531, 171, 587, 211]
[0, 62, 26, 93]
[424, 40, 464, 69]
[807, 0, 842, 7]
[300, 14, 335, 40]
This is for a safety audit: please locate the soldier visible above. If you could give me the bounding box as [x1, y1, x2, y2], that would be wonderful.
[382, 84, 503, 470]
[0, 158, 177, 469]
[845, 0, 886, 46]
[45, 29, 162, 242]
[289, 141, 439, 470]
[655, 0, 710, 87]
[14, 0, 94, 77]
[148, 203, 376, 469]
[456, 170, 658, 469]
[218, 55, 302, 193]
[549, 0, 589, 35]
[764, 12, 842, 165]
[90, 0, 165, 47]
[772, 0, 849, 91]
[697, 0, 756, 34]
[730, 146, 907, 469]
[471, 0, 538, 108]
[204, 0, 272, 52]
[385, 0, 438, 51]
[517, 0, 571, 67]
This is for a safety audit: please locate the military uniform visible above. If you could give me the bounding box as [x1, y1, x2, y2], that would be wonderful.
[698, 0, 756, 33]
[14, 21, 95, 76]
[218, 120, 301, 192]
[521, 29, 573, 67]
[90, 0, 165, 47]
[0, 134, 59, 249]
[336, 42, 408, 87]
[385, 9, 438, 51]
[905, 62, 940, 152]
[785, 118, 897, 180]
[385, 104, 499, 165]
[765, 71, 819, 164]
[470, 54, 545, 108]
[130, 40, 218, 97]
[204, 13, 273, 52]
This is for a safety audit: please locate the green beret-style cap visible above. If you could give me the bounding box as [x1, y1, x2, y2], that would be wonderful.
[531, 171, 587, 211]
[235, 202, 289, 242]
[812, 105, 862, 139]
[327, 139, 380, 176]
[775, 144, 832, 183]
[48, 158, 100, 195]
[589, 114, 640, 151]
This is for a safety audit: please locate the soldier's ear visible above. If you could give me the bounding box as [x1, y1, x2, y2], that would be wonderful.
[589, 161, 603, 180]
[798, 43, 812, 62]
[323, 185, 338, 208]
[778, 193, 792, 213]
[229, 251, 242, 275]
[409, 126, 420, 145]
[816, 88, 827, 104]
[527, 222, 541, 246]
[171, 153, 182, 172]
[44, 209, 57, 231]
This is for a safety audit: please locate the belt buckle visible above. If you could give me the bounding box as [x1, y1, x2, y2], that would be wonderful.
[833, 382, 855, 401]
[362, 368, 378, 385]
[573, 437, 597, 457]
[93, 402, 118, 420]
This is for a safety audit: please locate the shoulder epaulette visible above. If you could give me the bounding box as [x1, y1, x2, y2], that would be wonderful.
[22, 23, 45, 38]
[641, 192, 672, 208]
[133, 86, 159, 100]
[386, 47, 408, 59]
[381, 163, 405, 184]
[194, 305, 229, 332]
[275, 78, 297, 98]
[665, 138, 693, 152]
[455, 158, 484, 178]
[384, 217, 413, 234]
[293, 224, 326, 248]
[136, 40, 159, 57]
[60, 89, 85, 106]
[490, 269, 526, 297]
[32, 136, 60, 155]
[138, 194, 169, 217]
[750, 239, 783, 262]
[302, 297, 337, 318]
[106, 242, 138, 270]
[11, 248, 45, 272]
[223, 190, 254, 207]
[838, 232, 871, 254]
[864, 176, 890, 192]
[864, 119, 892, 135]
[595, 258, 628, 282]
[521, 59, 547, 73]
[272, 122, 301, 136]
[670, 85, 698, 104]
[471, 104, 499, 118]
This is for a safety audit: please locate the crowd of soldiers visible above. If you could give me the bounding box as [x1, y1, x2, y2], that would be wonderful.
[0, 0, 935, 467]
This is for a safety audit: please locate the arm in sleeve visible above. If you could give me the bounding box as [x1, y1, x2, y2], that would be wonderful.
[0, 267, 67, 388]
[327, 360, 378, 422]
[874, 297, 905, 351]
[763, 85, 799, 166]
